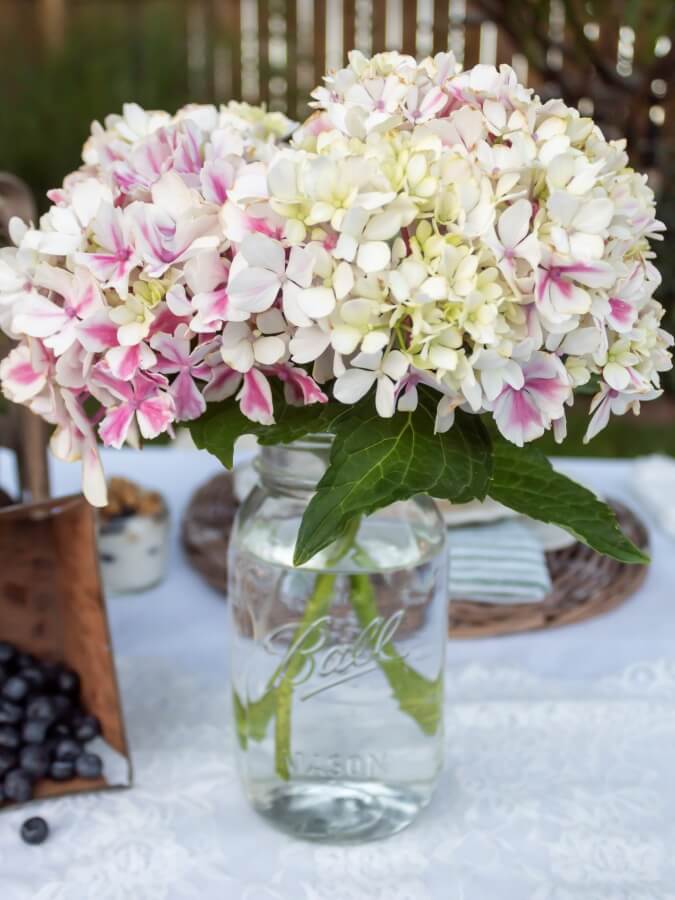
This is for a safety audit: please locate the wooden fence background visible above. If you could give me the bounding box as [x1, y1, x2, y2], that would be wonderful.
[0, 0, 673, 167]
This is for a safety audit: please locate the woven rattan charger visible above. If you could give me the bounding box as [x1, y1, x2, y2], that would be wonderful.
[182, 472, 649, 639]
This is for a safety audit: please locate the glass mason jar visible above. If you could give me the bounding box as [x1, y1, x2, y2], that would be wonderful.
[228, 436, 448, 842]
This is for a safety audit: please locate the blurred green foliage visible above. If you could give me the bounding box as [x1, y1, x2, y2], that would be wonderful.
[538, 401, 675, 458]
[0, 2, 193, 210]
[654, 181, 675, 394]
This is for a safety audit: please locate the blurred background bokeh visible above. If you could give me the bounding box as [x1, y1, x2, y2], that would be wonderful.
[0, 0, 674, 458]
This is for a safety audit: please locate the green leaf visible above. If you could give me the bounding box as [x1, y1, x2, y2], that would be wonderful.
[188, 400, 254, 469]
[293, 387, 492, 566]
[487, 436, 649, 564]
[188, 392, 348, 469]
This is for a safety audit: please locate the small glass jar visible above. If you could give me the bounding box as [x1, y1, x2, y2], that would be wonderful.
[97, 501, 170, 594]
[228, 436, 448, 842]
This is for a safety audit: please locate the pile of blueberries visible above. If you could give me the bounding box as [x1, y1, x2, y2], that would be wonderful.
[0, 640, 104, 812]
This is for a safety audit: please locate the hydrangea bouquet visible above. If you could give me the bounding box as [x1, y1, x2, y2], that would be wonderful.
[1, 51, 671, 566]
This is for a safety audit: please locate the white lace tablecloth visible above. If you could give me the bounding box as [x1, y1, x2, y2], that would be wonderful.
[1, 448, 674, 900]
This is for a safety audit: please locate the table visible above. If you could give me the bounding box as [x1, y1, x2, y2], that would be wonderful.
[1, 448, 674, 900]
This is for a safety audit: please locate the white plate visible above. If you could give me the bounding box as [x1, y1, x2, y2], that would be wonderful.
[437, 497, 518, 526]
[438, 498, 577, 551]
[521, 518, 577, 552]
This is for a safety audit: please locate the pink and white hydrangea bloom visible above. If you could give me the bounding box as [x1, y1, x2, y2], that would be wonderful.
[95, 369, 176, 449]
[0, 341, 51, 404]
[490, 352, 571, 446]
[237, 368, 274, 425]
[270, 363, 329, 406]
[75, 205, 139, 297]
[0, 54, 671, 504]
[227, 234, 314, 322]
[485, 199, 540, 286]
[50, 389, 107, 507]
[536, 253, 616, 322]
[12, 265, 106, 356]
[585, 381, 662, 443]
[333, 350, 409, 418]
[181, 250, 247, 333]
[150, 325, 215, 421]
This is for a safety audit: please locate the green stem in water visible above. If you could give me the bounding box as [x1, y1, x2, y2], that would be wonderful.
[273, 571, 336, 779]
[273, 518, 366, 778]
[235, 572, 335, 748]
[239, 518, 442, 779]
[348, 573, 443, 736]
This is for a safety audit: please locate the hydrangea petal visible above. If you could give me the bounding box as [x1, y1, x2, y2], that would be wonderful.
[238, 368, 274, 424]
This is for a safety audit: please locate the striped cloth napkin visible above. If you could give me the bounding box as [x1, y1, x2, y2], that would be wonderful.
[448, 518, 551, 603]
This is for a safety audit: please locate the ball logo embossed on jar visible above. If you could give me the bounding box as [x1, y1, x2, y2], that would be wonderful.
[264, 610, 410, 700]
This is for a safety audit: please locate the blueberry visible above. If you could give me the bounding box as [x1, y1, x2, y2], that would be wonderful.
[73, 715, 100, 743]
[49, 760, 74, 781]
[20, 816, 49, 845]
[42, 736, 57, 755]
[51, 695, 72, 720]
[0, 642, 16, 666]
[3, 769, 33, 803]
[56, 669, 80, 697]
[49, 722, 71, 740]
[20, 666, 46, 692]
[20, 745, 50, 779]
[22, 719, 50, 745]
[54, 738, 81, 762]
[75, 752, 102, 779]
[38, 661, 60, 685]
[0, 726, 20, 749]
[0, 748, 17, 777]
[0, 663, 7, 683]
[25, 696, 56, 722]
[2, 676, 29, 703]
[0, 699, 23, 725]
[15, 652, 35, 670]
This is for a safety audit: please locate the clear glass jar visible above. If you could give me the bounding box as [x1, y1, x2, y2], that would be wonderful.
[228, 436, 448, 842]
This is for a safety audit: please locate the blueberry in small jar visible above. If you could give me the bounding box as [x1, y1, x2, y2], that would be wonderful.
[97, 477, 169, 593]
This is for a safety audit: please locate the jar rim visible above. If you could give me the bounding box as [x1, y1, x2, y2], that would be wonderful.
[280, 433, 333, 451]
[254, 435, 333, 493]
